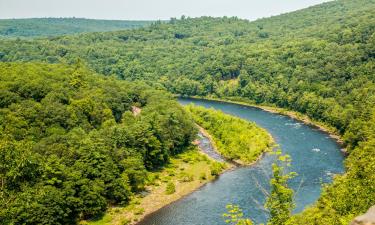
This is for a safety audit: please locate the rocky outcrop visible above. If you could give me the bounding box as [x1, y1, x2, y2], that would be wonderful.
[351, 206, 375, 225]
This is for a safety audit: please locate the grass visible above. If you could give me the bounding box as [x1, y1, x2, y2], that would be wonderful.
[82, 146, 228, 225]
[186, 95, 344, 145]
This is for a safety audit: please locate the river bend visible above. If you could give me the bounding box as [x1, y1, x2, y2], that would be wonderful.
[138, 98, 344, 225]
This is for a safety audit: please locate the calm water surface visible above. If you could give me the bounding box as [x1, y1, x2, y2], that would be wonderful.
[139, 98, 345, 225]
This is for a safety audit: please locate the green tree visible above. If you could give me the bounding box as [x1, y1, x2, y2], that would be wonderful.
[223, 151, 296, 225]
[223, 204, 253, 225]
[265, 152, 296, 225]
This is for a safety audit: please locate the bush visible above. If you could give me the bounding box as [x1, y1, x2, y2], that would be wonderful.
[210, 162, 224, 177]
[178, 172, 194, 182]
[165, 182, 176, 194]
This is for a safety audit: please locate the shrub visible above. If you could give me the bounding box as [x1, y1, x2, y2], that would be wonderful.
[165, 182, 176, 194]
[210, 162, 224, 177]
[178, 172, 194, 182]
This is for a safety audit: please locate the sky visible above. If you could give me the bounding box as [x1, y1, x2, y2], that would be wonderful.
[0, 0, 331, 21]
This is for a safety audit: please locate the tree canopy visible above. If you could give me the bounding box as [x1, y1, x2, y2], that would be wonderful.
[0, 18, 153, 38]
[0, 62, 196, 224]
[0, 0, 374, 223]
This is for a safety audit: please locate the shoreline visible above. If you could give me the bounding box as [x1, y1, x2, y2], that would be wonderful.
[84, 145, 229, 225]
[197, 125, 240, 167]
[132, 137, 232, 225]
[136, 125, 273, 225]
[198, 125, 276, 167]
[92, 97, 346, 225]
[183, 96, 347, 154]
[131, 169, 225, 225]
[133, 123, 274, 225]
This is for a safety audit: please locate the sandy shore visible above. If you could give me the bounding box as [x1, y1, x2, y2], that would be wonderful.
[85, 137, 231, 225]
[86, 97, 344, 225]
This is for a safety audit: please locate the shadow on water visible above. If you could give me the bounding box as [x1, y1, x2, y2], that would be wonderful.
[138, 98, 345, 225]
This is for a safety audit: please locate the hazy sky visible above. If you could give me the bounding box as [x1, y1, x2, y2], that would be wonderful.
[0, 0, 331, 20]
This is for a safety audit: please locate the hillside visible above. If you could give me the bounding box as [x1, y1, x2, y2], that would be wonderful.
[0, 62, 196, 224]
[0, 0, 374, 224]
[0, 18, 153, 38]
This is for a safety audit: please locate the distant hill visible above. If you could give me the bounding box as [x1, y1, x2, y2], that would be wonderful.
[0, 18, 154, 38]
[0, 1, 374, 223]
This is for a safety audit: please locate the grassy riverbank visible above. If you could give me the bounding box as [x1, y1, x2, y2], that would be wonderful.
[83, 103, 277, 225]
[84, 101, 277, 225]
[82, 147, 228, 225]
[186, 105, 275, 165]
[184, 96, 345, 149]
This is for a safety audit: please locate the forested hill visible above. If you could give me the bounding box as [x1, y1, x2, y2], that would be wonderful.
[0, 18, 153, 38]
[0, 62, 196, 224]
[0, 0, 374, 224]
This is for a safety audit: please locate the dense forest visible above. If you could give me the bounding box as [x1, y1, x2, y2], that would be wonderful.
[0, 0, 374, 224]
[0, 18, 153, 38]
[186, 105, 273, 164]
[0, 62, 196, 224]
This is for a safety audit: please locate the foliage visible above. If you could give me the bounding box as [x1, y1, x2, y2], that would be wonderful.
[287, 116, 375, 224]
[266, 152, 296, 225]
[165, 182, 176, 195]
[186, 105, 273, 164]
[0, 0, 374, 223]
[0, 62, 196, 224]
[223, 204, 253, 225]
[224, 152, 296, 225]
[210, 161, 224, 177]
[0, 18, 153, 38]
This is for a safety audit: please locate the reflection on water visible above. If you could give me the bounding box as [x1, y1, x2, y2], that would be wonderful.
[138, 98, 344, 225]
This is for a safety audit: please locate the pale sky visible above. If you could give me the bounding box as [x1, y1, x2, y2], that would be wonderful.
[0, 0, 332, 20]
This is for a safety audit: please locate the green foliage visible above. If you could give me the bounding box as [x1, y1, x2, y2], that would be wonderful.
[224, 152, 296, 225]
[186, 105, 273, 164]
[0, 0, 374, 223]
[0, 18, 153, 38]
[223, 204, 253, 225]
[165, 182, 176, 195]
[266, 152, 296, 225]
[287, 114, 375, 224]
[210, 162, 224, 177]
[178, 171, 194, 182]
[0, 62, 196, 224]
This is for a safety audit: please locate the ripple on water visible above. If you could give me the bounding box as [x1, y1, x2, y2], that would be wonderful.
[312, 148, 321, 152]
[138, 98, 345, 225]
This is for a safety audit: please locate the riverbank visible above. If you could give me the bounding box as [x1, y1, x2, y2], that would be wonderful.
[141, 97, 346, 225]
[83, 146, 229, 225]
[186, 104, 277, 165]
[198, 125, 274, 167]
[84, 97, 337, 225]
[195, 126, 228, 162]
[184, 96, 346, 153]
[84, 112, 275, 225]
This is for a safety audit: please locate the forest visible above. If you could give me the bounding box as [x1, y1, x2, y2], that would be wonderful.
[0, 18, 153, 38]
[0, 0, 374, 224]
[0, 62, 196, 224]
[186, 105, 273, 164]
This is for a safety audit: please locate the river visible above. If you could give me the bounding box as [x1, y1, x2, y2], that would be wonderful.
[138, 98, 345, 225]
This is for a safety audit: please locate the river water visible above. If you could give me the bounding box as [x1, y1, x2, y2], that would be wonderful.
[138, 98, 345, 225]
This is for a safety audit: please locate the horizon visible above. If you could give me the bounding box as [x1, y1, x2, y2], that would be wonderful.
[0, 0, 332, 21]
